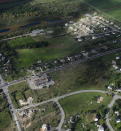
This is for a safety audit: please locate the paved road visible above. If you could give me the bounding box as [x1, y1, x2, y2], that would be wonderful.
[0, 33, 29, 42]
[106, 95, 121, 131]
[0, 76, 22, 131]
[17, 90, 108, 111]
[0, 47, 121, 90]
[17, 90, 108, 131]
[55, 101, 65, 131]
[38, 47, 121, 76]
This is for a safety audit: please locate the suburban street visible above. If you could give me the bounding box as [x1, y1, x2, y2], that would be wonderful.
[0, 78, 22, 131]
[106, 95, 121, 131]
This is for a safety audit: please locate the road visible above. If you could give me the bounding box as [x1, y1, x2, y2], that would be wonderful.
[0, 73, 120, 131]
[17, 90, 108, 131]
[55, 101, 65, 131]
[16, 89, 121, 131]
[38, 47, 121, 76]
[106, 95, 121, 131]
[0, 47, 121, 90]
[17, 90, 108, 111]
[0, 76, 22, 131]
[0, 23, 120, 42]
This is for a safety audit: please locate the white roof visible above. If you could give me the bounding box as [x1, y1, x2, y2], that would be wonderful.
[98, 126, 104, 131]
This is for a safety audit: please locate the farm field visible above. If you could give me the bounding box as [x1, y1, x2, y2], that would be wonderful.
[60, 92, 112, 130]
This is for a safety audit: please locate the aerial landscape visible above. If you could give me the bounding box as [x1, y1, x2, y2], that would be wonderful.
[1, 0, 121, 131]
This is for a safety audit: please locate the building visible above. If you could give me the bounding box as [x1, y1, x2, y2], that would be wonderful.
[27, 73, 55, 90]
[98, 125, 104, 131]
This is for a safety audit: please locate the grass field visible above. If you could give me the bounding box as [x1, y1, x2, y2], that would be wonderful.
[10, 35, 80, 69]
[60, 92, 111, 116]
[60, 92, 112, 130]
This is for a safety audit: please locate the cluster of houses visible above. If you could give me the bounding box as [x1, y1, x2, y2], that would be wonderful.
[65, 114, 105, 131]
[0, 53, 10, 73]
[114, 111, 121, 124]
[112, 56, 121, 72]
[27, 73, 55, 90]
[93, 115, 105, 131]
[65, 13, 121, 42]
[31, 45, 110, 73]
[107, 83, 121, 92]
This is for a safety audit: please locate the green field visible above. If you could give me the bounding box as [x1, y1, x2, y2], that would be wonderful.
[60, 92, 111, 116]
[9, 35, 80, 68]
[60, 92, 112, 130]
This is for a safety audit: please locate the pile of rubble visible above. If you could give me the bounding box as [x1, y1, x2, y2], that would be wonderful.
[65, 13, 121, 41]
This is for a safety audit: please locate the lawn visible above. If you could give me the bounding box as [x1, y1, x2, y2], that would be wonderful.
[60, 92, 111, 116]
[15, 35, 80, 68]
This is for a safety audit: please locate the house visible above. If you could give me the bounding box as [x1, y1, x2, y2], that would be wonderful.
[116, 118, 121, 123]
[27, 74, 55, 90]
[98, 125, 104, 131]
[97, 96, 104, 103]
[19, 97, 33, 106]
[116, 56, 120, 60]
[94, 117, 99, 122]
[81, 51, 89, 57]
[40, 124, 51, 131]
[40, 124, 47, 131]
[107, 85, 113, 90]
[112, 64, 118, 70]
[116, 89, 121, 92]
[115, 111, 119, 116]
[30, 29, 45, 36]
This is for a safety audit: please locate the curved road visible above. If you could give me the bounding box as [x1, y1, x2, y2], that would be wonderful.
[106, 95, 121, 131]
[17, 90, 108, 131]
